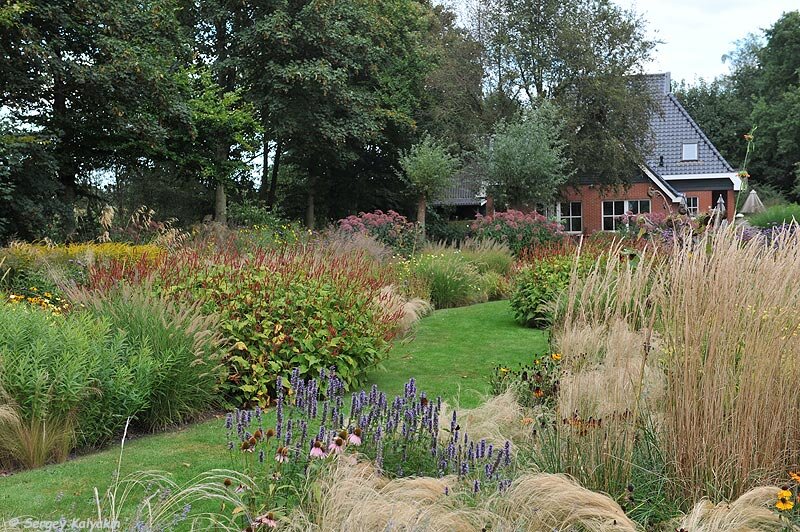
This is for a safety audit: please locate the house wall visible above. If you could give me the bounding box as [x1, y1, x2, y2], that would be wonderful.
[562, 184, 732, 235]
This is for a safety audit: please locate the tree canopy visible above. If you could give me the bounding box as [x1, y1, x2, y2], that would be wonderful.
[6, 0, 792, 242]
[676, 11, 800, 197]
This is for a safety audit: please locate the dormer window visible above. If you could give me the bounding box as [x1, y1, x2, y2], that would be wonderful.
[682, 143, 698, 161]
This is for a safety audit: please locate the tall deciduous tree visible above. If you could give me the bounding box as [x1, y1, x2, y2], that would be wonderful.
[0, 0, 192, 238]
[399, 135, 460, 230]
[467, 0, 656, 186]
[481, 102, 571, 208]
[238, 0, 432, 227]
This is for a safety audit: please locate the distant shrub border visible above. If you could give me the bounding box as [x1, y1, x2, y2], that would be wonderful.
[472, 210, 564, 255]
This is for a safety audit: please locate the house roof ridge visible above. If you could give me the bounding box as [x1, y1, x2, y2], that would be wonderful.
[641, 162, 681, 201]
[665, 92, 734, 172]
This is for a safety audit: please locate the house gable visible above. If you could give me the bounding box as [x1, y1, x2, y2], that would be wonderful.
[643, 72, 735, 176]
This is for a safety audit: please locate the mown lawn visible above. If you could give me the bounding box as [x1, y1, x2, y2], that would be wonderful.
[0, 300, 545, 520]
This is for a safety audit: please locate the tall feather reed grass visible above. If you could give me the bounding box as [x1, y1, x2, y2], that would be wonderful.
[552, 226, 800, 502]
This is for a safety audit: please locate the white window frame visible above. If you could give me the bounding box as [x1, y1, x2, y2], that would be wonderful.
[682, 142, 699, 161]
[602, 199, 651, 231]
[557, 202, 582, 233]
[686, 196, 699, 216]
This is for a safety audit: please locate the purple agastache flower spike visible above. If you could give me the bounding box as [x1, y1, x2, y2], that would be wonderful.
[450, 410, 457, 432]
[487, 444, 493, 459]
[468, 442, 475, 462]
[479, 439, 486, 459]
[259, 449, 264, 463]
[484, 463, 493, 479]
[473, 479, 480, 494]
[285, 419, 293, 445]
[298, 420, 307, 447]
[225, 413, 233, 430]
[460, 461, 469, 477]
[503, 441, 511, 466]
[369, 384, 377, 405]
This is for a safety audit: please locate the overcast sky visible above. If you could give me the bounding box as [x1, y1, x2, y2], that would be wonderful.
[613, 0, 797, 83]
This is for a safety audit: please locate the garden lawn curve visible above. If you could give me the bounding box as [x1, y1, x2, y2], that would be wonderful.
[0, 300, 545, 520]
[366, 300, 548, 408]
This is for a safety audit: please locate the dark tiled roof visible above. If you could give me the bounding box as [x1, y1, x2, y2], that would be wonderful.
[644, 73, 734, 175]
[433, 164, 483, 206]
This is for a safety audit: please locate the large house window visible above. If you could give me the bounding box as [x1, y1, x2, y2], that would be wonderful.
[682, 142, 699, 161]
[686, 196, 699, 215]
[557, 202, 582, 233]
[602, 199, 651, 231]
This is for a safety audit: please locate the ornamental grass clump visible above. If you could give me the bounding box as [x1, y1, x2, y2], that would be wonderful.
[402, 251, 487, 309]
[285, 459, 637, 531]
[553, 226, 800, 503]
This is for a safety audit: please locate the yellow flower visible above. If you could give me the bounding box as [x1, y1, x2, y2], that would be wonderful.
[233, 341, 248, 351]
[776, 489, 794, 511]
[499, 367, 509, 374]
[551, 353, 562, 361]
[790, 471, 800, 483]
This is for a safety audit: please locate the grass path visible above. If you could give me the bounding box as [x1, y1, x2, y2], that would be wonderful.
[365, 300, 548, 408]
[0, 300, 545, 520]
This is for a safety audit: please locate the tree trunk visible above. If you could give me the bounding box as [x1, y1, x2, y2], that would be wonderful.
[215, 182, 227, 224]
[53, 61, 77, 235]
[305, 176, 315, 229]
[417, 195, 427, 233]
[267, 139, 282, 209]
[258, 139, 271, 201]
[486, 195, 495, 216]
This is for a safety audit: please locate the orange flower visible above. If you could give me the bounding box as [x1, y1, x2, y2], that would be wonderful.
[790, 471, 800, 483]
[533, 387, 544, 398]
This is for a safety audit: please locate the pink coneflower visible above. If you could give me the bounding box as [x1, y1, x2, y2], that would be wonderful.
[253, 512, 278, 528]
[310, 440, 327, 459]
[275, 446, 289, 463]
[348, 428, 362, 446]
[328, 437, 344, 454]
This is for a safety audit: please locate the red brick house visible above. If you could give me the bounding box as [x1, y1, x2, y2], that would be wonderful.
[436, 73, 742, 234]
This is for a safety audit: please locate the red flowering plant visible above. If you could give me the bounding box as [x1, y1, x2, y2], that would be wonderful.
[337, 210, 420, 256]
[472, 210, 564, 255]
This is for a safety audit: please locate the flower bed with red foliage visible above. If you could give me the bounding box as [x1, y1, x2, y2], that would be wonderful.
[89, 246, 404, 407]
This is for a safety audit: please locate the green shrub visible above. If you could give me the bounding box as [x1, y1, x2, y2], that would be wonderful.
[404, 252, 486, 309]
[481, 271, 510, 301]
[747, 203, 800, 228]
[511, 255, 593, 327]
